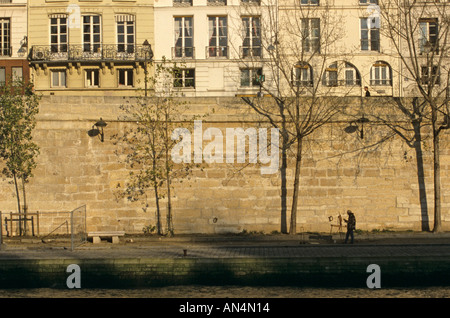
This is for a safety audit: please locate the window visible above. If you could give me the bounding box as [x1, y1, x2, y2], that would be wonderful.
[370, 61, 392, 86]
[419, 19, 438, 54]
[50, 16, 68, 53]
[83, 15, 101, 53]
[242, 17, 261, 58]
[241, 0, 260, 4]
[301, 19, 320, 53]
[118, 69, 134, 87]
[85, 69, 100, 87]
[301, 0, 319, 4]
[173, 0, 192, 6]
[174, 17, 194, 58]
[207, 0, 227, 5]
[0, 67, 5, 86]
[361, 18, 379, 51]
[240, 68, 263, 87]
[51, 70, 66, 87]
[0, 18, 10, 56]
[11, 67, 23, 83]
[359, 0, 378, 4]
[173, 68, 195, 88]
[117, 17, 135, 54]
[421, 65, 440, 86]
[292, 62, 313, 87]
[344, 63, 361, 86]
[322, 62, 361, 86]
[323, 63, 338, 87]
[208, 16, 228, 58]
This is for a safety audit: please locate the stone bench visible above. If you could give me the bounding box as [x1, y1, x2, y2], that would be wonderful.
[87, 231, 125, 244]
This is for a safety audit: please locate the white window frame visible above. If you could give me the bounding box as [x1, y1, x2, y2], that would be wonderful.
[50, 16, 68, 53]
[85, 69, 100, 87]
[83, 15, 102, 53]
[51, 69, 67, 88]
[208, 16, 228, 58]
[370, 62, 391, 86]
[301, 18, 320, 53]
[0, 18, 10, 56]
[360, 18, 380, 52]
[173, 68, 195, 88]
[174, 16, 194, 58]
[118, 69, 134, 87]
[293, 62, 313, 87]
[240, 68, 263, 87]
[419, 18, 439, 54]
[117, 18, 135, 54]
[242, 16, 261, 58]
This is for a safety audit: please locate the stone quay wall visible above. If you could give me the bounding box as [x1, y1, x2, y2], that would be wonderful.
[0, 95, 449, 235]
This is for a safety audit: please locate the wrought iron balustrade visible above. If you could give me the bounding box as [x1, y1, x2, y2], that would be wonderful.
[30, 44, 153, 62]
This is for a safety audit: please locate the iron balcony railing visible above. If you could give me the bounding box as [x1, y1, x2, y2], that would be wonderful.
[240, 46, 263, 58]
[172, 46, 195, 59]
[30, 44, 153, 62]
[206, 46, 228, 58]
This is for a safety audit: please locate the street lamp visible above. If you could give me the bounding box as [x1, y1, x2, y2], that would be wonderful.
[88, 118, 107, 142]
[143, 40, 154, 97]
[345, 115, 370, 139]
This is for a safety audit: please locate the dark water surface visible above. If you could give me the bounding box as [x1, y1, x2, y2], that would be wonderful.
[0, 286, 449, 298]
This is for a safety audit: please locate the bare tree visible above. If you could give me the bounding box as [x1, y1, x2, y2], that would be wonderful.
[377, 0, 450, 232]
[114, 58, 201, 236]
[233, 0, 354, 234]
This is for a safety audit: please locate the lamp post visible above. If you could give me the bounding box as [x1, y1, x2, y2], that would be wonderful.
[345, 115, 370, 139]
[88, 118, 107, 142]
[143, 40, 154, 97]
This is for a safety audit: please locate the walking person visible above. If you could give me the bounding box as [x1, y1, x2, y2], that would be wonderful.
[364, 86, 371, 97]
[344, 210, 356, 244]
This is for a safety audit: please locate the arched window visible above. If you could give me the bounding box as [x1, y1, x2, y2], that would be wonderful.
[292, 62, 313, 87]
[322, 61, 361, 87]
[370, 61, 392, 86]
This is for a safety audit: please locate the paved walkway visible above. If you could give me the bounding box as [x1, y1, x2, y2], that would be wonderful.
[1, 232, 450, 260]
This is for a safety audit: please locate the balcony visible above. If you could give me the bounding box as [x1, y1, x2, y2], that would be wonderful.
[206, 46, 228, 58]
[240, 46, 262, 59]
[207, 0, 227, 5]
[30, 44, 153, 63]
[172, 47, 195, 59]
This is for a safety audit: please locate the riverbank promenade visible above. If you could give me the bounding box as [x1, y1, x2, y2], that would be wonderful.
[1, 232, 450, 290]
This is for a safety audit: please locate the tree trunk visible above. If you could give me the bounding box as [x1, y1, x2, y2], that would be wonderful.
[12, 172, 22, 236]
[22, 180, 28, 236]
[280, 129, 288, 234]
[289, 137, 303, 235]
[154, 183, 162, 235]
[412, 120, 430, 232]
[432, 124, 442, 233]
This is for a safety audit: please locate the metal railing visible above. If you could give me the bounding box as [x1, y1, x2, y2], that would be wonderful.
[172, 46, 195, 59]
[206, 46, 228, 58]
[0, 205, 87, 251]
[30, 44, 153, 62]
[240, 46, 262, 58]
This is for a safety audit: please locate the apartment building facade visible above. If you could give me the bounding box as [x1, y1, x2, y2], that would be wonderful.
[27, 0, 154, 96]
[0, 0, 29, 87]
[153, 0, 449, 98]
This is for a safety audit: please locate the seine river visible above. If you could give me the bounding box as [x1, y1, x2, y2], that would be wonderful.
[0, 285, 449, 298]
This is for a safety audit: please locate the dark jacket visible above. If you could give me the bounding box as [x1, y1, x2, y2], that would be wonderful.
[346, 213, 356, 231]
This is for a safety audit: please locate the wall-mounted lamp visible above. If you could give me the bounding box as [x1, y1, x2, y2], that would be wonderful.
[88, 118, 107, 142]
[344, 115, 370, 139]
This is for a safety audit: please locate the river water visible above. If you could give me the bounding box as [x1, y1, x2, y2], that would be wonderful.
[0, 286, 449, 298]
